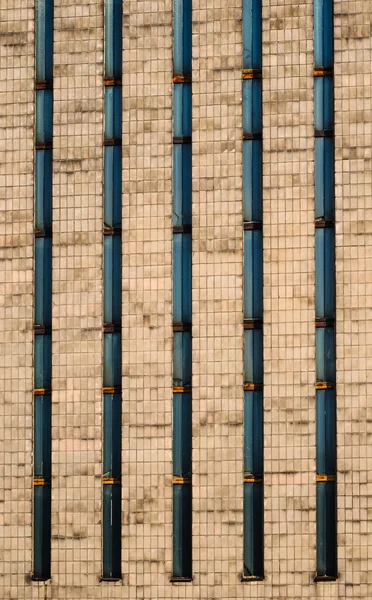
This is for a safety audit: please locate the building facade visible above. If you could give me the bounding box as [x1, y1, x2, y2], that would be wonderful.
[0, 0, 372, 598]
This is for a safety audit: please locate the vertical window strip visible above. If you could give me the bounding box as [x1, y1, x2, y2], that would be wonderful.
[33, 0, 53, 581]
[314, 0, 337, 581]
[101, 0, 122, 581]
[242, 0, 264, 582]
[171, 0, 192, 582]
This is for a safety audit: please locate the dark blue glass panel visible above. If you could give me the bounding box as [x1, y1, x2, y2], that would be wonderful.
[242, 0, 262, 69]
[173, 233, 192, 324]
[316, 481, 337, 577]
[103, 393, 122, 478]
[316, 326, 336, 384]
[314, 137, 335, 221]
[314, 0, 333, 68]
[34, 334, 52, 390]
[102, 484, 122, 578]
[244, 391, 263, 475]
[34, 395, 51, 478]
[35, 90, 53, 145]
[104, 146, 122, 229]
[316, 389, 336, 475]
[244, 329, 263, 385]
[103, 234, 122, 325]
[314, 76, 334, 132]
[173, 144, 192, 227]
[33, 485, 51, 580]
[173, 392, 192, 477]
[104, 0, 122, 79]
[103, 333, 122, 388]
[242, 79, 262, 134]
[173, 0, 192, 75]
[35, 0, 53, 81]
[173, 83, 192, 138]
[34, 237, 52, 327]
[315, 227, 335, 319]
[172, 483, 192, 578]
[35, 150, 52, 233]
[243, 140, 262, 222]
[173, 331, 192, 388]
[243, 482, 264, 578]
[244, 229, 263, 319]
[104, 85, 122, 140]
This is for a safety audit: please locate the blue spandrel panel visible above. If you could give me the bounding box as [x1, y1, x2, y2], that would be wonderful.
[104, 0, 122, 79]
[243, 140, 262, 222]
[242, 79, 262, 134]
[173, 233, 192, 324]
[173, 331, 192, 388]
[173, 392, 192, 477]
[314, 0, 333, 68]
[35, 89, 53, 145]
[104, 85, 122, 140]
[102, 483, 122, 578]
[103, 234, 122, 324]
[314, 76, 334, 132]
[103, 393, 122, 478]
[173, 144, 192, 227]
[173, 0, 192, 75]
[244, 390, 263, 475]
[35, 0, 54, 81]
[104, 146, 122, 229]
[34, 395, 51, 478]
[244, 229, 263, 319]
[315, 227, 335, 319]
[34, 237, 52, 327]
[103, 332, 122, 388]
[35, 149, 53, 233]
[243, 482, 264, 578]
[316, 326, 336, 384]
[173, 83, 192, 138]
[172, 483, 192, 578]
[242, 0, 262, 70]
[34, 334, 52, 390]
[316, 481, 337, 577]
[33, 485, 51, 580]
[316, 389, 336, 475]
[244, 329, 263, 385]
[315, 137, 335, 221]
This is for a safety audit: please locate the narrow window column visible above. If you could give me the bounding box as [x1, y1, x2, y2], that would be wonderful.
[33, 0, 53, 581]
[101, 0, 122, 581]
[242, 0, 264, 581]
[314, 0, 337, 582]
[171, 0, 193, 582]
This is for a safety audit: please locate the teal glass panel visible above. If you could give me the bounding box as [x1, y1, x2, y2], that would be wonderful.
[35, 89, 53, 145]
[173, 144, 192, 227]
[173, 233, 192, 324]
[103, 234, 122, 325]
[173, 83, 192, 138]
[244, 390, 263, 475]
[104, 0, 122, 79]
[314, 137, 335, 220]
[244, 329, 263, 385]
[173, 392, 192, 477]
[104, 85, 122, 140]
[34, 334, 52, 390]
[104, 146, 122, 229]
[316, 481, 337, 577]
[103, 333, 122, 388]
[33, 485, 51, 580]
[172, 484, 192, 578]
[242, 0, 262, 69]
[34, 237, 52, 327]
[244, 229, 263, 319]
[315, 227, 335, 319]
[243, 140, 262, 222]
[314, 0, 333, 68]
[173, 0, 192, 75]
[243, 482, 264, 578]
[314, 76, 334, 132]
[35, 150, 52, 232]
[316, 326, 336, 383]
[35, 0, 53, 81]
[34, 395, 51, 478]
[316, 389, 336, 475]
[103, 393, 122, 478]
[102, 484, 122, 578]
[173, 331, 192, 388]
[242, 79, 262, 134]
